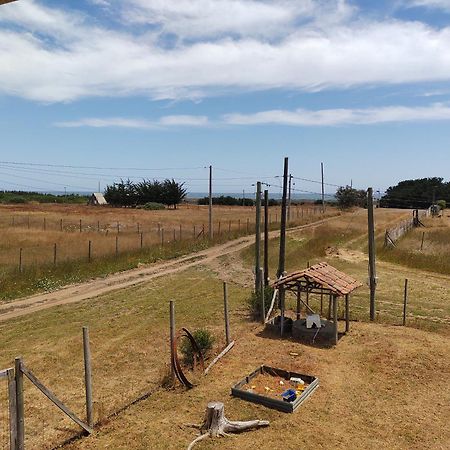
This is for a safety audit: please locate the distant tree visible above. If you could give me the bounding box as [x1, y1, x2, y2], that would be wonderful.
[135, 179, 163, 204]
[437, 199, 446, 210]
[104, 179, 137, 207]
[161, 179, 187, 209]
[198, 196, 255, 206]
[335, 186, 366, 209]
[380, 177, 450, 209]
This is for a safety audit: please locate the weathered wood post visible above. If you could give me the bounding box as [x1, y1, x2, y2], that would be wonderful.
[179, 224, 182, 241]
[259, 268, 265, 324]
[15, 357, 24, 450]
[117, 222, 120, 234]
[333, 295, 338, 345]
[137, 223, 140, 234]
[140, 232, 143, 249]
[88, 240, 92, 262]
[97, 221, 100, 232]
[263, 189, 269, 286]
[60, 218, 63, 231]
[246, 218, 249, 234]
[169, 301, 175, 378]
[218, 221, 221, 236]
[228, 220, 231, 234]
[420, 232, 425, 251]
[238, 219, 241, 233]
[403, 279, 408, 326]
[223, 283, 231, 345]
[82, 327, 94, 428]
[53, 243, 57, 265]
[173, 228, 176, 242]
[255, 181, 262, 292]
[6, 368, 17, 450]
[19, 248, 23, 273]
[345, 294, 350, 333]
[320, 288, 324, 315]
[161, 229, 165, 247]
[43, 218, 46, 231]
[79, 219, 82, 233]
[368, 187, 376, 321]
[296, 286, 301, 320]
[193, 225, 196, 239]
[115, 236, 119, 257]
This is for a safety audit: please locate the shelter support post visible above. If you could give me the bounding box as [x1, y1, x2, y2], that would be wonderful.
[327, 294, 332, 320]
[345, 294, 349, 333]
[296, 287, 301, 320]
[333, 295, 338, 345]
[280, 287, 285, 337]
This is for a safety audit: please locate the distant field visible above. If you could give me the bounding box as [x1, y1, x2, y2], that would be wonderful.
[0, 202, 332, 300]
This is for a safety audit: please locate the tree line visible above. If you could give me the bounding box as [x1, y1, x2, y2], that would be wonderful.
[104, 179, 187, 208]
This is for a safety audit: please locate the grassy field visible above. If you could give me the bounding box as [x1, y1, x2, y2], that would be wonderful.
[0, 203, 333, 301]
[379, 214, 450, 275]
[0, 207, 448, 449]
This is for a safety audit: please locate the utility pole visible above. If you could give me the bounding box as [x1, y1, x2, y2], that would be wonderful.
[255, 181, 262, 292]
[209, 165, 213, 239]
[367, 187, 376, 321]
[278, 158, 288, 278]
[321, 162, 325, 214]
[264, 189, 269, 286]
[287, 174, 293, 222]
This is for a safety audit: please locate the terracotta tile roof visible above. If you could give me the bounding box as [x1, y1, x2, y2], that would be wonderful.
[273, 262, 362, 296]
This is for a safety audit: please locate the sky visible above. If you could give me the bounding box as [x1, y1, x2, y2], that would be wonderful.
[1, 0, 450, 197]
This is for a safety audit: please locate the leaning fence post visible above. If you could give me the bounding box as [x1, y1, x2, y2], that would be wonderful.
[15, 357, 24, 450]
[403, 279, 408, 326]
[169, 301, 175, 379]
[7, 368, 17, 450]
[223, 283, 231, 345]
[82, 327, 94, 429]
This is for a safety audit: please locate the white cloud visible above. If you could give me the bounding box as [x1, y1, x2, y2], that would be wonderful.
[1, 1, 450, 102]
[55, 104, 450, 129]
[408, 0, 450, 11]
[224, 104, 450, 126]
[55, 115, 209, 129]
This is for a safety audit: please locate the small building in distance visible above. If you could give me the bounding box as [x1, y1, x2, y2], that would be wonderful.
[88, 192, 108, 206]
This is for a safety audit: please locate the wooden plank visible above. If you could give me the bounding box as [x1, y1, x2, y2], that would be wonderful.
[20, 363, 93, 434]
[204, 341, 235, 375]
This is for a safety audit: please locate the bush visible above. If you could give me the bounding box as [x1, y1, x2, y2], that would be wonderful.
[248, 285, 274, 320]
[180, 329, 214, 366]
[142, 202, 165, 210]
[6, 196, 27, 204]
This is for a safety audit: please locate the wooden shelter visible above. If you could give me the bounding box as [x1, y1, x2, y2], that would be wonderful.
[273, 262, 362, 344]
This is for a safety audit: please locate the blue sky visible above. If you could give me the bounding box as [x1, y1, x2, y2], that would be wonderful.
[1, 0, 450, 196]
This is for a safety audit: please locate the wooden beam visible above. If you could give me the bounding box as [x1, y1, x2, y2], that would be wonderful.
[204, 341, 235, 375]
[0, 1, 19, 5]
[21, 363, 93, 434]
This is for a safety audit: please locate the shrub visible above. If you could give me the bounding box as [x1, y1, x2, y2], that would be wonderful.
[180, 329, 214, 366]
[6, 196, 26, 204]
[142, 202, 165, 210]
[248, 285, 274, 320]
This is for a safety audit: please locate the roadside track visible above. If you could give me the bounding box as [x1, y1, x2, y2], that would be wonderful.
[0, 214, 344, 322]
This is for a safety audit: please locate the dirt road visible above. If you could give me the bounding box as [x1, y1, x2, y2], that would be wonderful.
[0, 215, 344, 323]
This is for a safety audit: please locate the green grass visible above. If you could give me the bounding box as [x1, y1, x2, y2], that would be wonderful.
[0, 190, 88, 204]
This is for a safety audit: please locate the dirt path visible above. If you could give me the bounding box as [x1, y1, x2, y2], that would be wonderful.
[0, 215, 343, 323]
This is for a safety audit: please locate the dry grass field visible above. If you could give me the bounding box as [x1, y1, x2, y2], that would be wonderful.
[0, 203, 333, 301]
[0, 207, 448, 449]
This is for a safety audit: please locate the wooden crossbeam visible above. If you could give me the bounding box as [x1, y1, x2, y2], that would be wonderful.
[20, 364, 93, 434]
[0, 1, 18, 6]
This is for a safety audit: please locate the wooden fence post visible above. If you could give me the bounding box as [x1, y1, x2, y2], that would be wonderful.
[218, 221, 221, 236]
[7, 368, 17, 450]
[259, 268, 265, 324]
[223, 283, 231, 345]
[19, 248, 23, 273]
[403, 279, 408, 326]
[137, 223, 140, 234]
[161, 229, 164, 247]
[238, 219, 241, 232]
[179, 224, 182, 241]
[193, 225, 196, 239]
[117, 222, 120, 234]
[60, 218, 63, 232]
[43, 218, 46, 231]
[79, 219, 82, 233]
[115, 236, 119, 256]
[345, 294, 349, 332]
[15, 357, 24, 450]
[420, 232, 425, 251]
[173, 228, 176, 242]
[246, 218, 249, 233]
[97, 221, 100, 233]
[88, 240, 92, 262]
[140, 232, 143, 249]
[82, 327, 94, 428]
[228, 220, 231, 234]
[169, 301, 175, 378]
[53, 243, 57, 265]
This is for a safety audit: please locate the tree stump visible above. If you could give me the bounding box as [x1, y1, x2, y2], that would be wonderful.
[187, 401, 269, 449]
